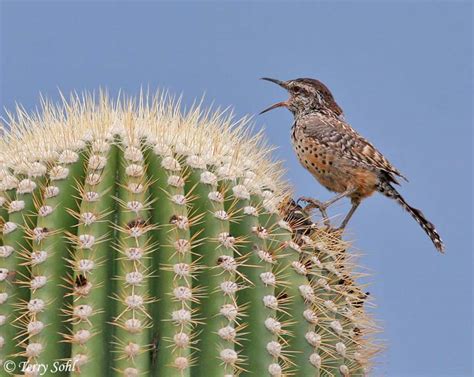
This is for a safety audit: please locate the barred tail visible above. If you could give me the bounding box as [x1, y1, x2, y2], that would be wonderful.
[378, 181, 445, 253]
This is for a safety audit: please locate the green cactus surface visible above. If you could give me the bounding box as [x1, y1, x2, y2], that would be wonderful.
[0, 93, 380, 376]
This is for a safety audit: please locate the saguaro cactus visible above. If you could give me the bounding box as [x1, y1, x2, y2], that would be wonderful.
[0, 92, 380, 376]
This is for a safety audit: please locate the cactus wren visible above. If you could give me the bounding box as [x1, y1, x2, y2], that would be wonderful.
[260, 77, 444, 252]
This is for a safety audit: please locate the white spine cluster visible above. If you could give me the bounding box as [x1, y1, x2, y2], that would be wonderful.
[80, 212, 97, 225]
[124, 146, 143, 162]
[299, 284, 316, 303]
[266, 341, 282, 358]
[161, 156, 181, 171]
[88, 155, 107, 170]
[303, 309, 319, 325]
[186, 155, 206, 169]
[3, 222, 17, 235]
[218, 233, 236, 249]
[253, 226, 268, 239]
[339, 364, 350, 376]
[8, 200, 25, 213]
[291, 261, 307, 275]
[0, 246, 14, 258]
[257, 249, 274, 264]
[17, 178, 37, 194]
[30, 250, 47, 265]
[264, 318, 282, 334]
[78, 234, 95, 249]
[260, 272, 276, 286]
[232, 185, 250, 200]
[38, 205, 54, 217]
[168, 175, 184, 188]
[0, 293, 8, 304]
[127, 182, 145, 193]
[309, 353, 321, 368]
[208, 191, 224, 202]
[200, 171, 217, 185]
[214, 210, 229, 221]
[44, 185, 60, 198]
[49, 166, 69, 181]
[305, 331, 321, 347]
[263, 295, 279, 310]
[174, 239, 190, 255]
[243, 205, 258, 216]
[330, 320, 343, 335]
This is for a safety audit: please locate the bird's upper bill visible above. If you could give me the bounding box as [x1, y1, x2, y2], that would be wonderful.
[259, 77, 290, 114]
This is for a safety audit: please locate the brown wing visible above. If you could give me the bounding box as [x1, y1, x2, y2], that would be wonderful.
[300, 113, 408, 184]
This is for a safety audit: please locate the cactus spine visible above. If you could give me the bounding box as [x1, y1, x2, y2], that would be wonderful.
[0, 92, 379, 376]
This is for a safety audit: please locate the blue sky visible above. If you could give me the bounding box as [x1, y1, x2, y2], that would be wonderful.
[1, 1, 472, 376]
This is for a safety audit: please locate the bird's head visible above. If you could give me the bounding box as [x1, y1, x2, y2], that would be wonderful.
[260, 77, 343, 117]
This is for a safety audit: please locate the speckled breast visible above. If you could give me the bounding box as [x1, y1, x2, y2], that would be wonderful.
[290, 124, 350, 194]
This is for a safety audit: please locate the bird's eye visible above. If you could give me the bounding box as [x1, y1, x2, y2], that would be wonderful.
[293, 87, 301, 94]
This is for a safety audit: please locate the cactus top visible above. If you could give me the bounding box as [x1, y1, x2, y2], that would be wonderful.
[0, 91, 288, 199]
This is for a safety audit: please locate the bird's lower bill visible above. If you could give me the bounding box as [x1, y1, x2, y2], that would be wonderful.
[259, 101, 288, 114]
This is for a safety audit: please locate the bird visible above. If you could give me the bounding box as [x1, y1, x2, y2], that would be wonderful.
[260, 77, 444, 253]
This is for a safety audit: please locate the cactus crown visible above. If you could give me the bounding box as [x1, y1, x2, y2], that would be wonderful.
[1, 92, 285, 195]
[0, 92, 380, 377]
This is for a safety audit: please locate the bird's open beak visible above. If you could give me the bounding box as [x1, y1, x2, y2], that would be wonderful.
[259, 101, 288, 115]
[259, 77, 289, 114]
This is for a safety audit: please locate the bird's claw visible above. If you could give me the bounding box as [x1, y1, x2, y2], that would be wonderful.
[297, 196, 331, 227]
[297, 196, 327, 211]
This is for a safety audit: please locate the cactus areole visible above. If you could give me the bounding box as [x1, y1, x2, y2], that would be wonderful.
[0, 92, 379, 376]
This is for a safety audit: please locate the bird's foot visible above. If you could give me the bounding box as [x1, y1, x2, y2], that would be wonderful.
[297, 196, 327, 211]
[297, 196, 331, 228]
